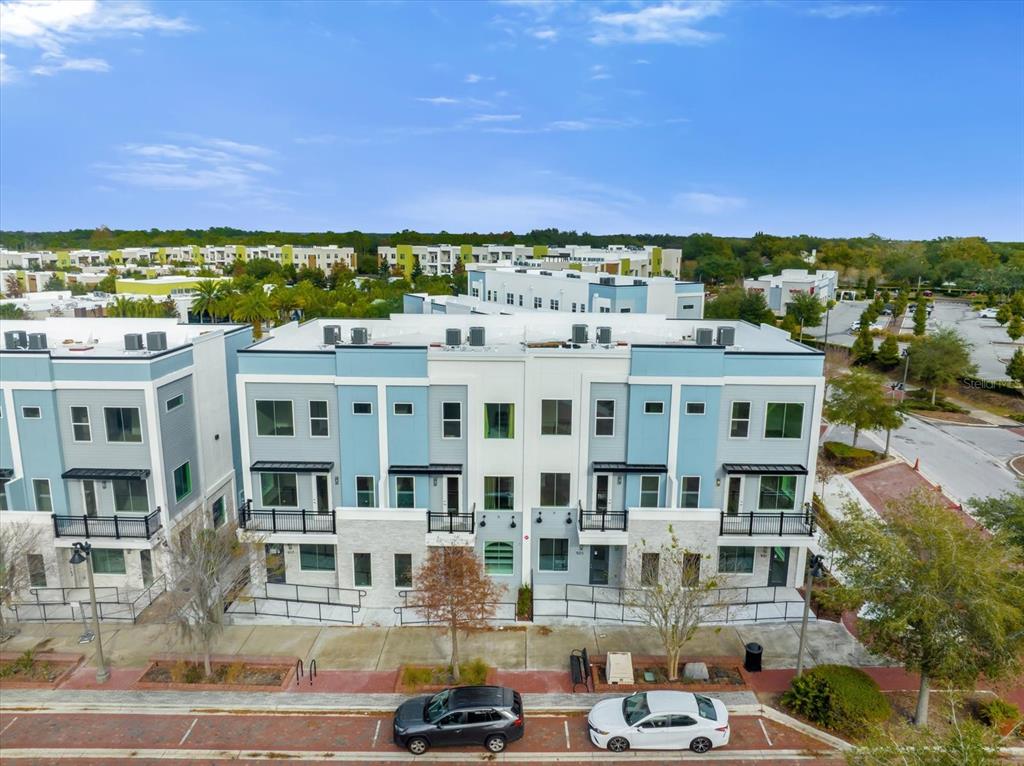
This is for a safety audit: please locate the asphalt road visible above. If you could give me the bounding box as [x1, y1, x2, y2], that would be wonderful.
[803, 300, 869, 348]
[929, 300, 1017, 381]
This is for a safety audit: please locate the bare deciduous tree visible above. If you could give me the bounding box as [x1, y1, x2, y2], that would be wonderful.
[0, 522, 42, 640]
[411, 546, 505, 682]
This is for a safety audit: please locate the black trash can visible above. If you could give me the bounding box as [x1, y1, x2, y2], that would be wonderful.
[744, 642, 763, 673]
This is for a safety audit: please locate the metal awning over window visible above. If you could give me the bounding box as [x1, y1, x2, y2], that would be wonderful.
[722, 463, 808, 475]
[592, 462, 668, 474]
[250, 461, 334, 473]
[62, 467, 151, 480]
[388, 464, 462, 475]
[0, 468, 13, 479]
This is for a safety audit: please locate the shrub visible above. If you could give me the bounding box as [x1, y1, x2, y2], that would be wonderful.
[976, 697, 1021, 728]
[0, 650, 35, 678]
[401, 659, 490, 689]
[781, 664, 890, 736]
[823, 441, 883, 470]
[458, 658, 489, 686]
[223, 661, 246, 685]
[516, 585, 533, 621]
[401, 666, 434, 688]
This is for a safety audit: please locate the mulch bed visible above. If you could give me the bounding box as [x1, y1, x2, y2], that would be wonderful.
[589, 654, 748, 693]
[136, 655, 295, 691]
[394, 664, 497, 693]
[0, 651, 83, 689]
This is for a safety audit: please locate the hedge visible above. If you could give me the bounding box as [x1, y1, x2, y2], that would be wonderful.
[781, 664, 890, 736]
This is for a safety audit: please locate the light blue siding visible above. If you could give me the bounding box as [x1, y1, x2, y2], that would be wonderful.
[337, 385, 380, 506]
[631, 347, 725, 377]
[238, 353, 334, 377]
[677, 385, 724, 507]
[386, 386, 429, 467]
[13, 390, 68, 513]
[626, 384, 670, 465]
[336, 348, 427, 378]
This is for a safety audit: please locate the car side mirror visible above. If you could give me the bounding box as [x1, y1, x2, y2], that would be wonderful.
[436, 723, 444, 729]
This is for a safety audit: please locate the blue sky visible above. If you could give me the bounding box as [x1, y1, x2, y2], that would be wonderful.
[0, 0, 1021, 239]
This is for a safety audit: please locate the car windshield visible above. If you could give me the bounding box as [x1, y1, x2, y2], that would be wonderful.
[695, 694, 717, 721]
[622, 693, 650, 726]
[425, 690, 451, 722]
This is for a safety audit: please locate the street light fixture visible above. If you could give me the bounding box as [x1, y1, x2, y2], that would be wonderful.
[69, 542, 110, 684]
[795, 552, 827, 678]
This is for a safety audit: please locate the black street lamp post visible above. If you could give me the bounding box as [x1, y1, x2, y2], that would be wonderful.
[796, 552, 827, 678]
[69, 542, 110, 684]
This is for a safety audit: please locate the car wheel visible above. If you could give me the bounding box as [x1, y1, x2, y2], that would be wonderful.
[690, 736, 713, 754]
[406, 737, 429, 755]
[607, 736, 630, 753]
[485, 734, 507, 753]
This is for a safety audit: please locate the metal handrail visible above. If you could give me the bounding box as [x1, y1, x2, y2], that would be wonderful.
[51, 508, 163, 539]
[426, 509, 475, 533]
[719, 510, 815, 536]
[239, 502, 336, 534]
[577, 504, 628, 532]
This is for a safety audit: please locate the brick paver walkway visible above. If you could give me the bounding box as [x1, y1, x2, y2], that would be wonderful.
[849, 461, 983, 529]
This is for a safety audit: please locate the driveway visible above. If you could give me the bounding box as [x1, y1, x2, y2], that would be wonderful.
[803, 300, 869, 348]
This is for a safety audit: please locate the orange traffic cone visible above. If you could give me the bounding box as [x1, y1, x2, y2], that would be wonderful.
[913, 458, 920, 471]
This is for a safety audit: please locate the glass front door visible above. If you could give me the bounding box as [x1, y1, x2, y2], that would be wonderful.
[726, 476, 742, 516]
[445, 476, 460, 514]
[595, 475, 610, 513]
[768, 546, 790, 587]
[83, 480, 98, 517]
[314, 474, 329, 513]
[589, 545, 609, 585]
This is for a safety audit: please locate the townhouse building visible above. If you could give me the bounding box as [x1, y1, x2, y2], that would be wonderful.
[234, 314, 823, 616]
[743, 269, 839, 316]
[0, 318, 251, 597]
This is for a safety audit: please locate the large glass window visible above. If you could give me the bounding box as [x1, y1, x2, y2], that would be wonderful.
[260, 473, 298, 507]
[484, 476, 514, 510]
[765, 403, 804, 439]
[679, 476, 701, 508]
[541, 400, 572, 435]
[300, 544, 336, 571]
[539, 473, 570, 507]
[353, 553, 372, 587]
[166, 394, 185, 412]
[309, 400, 329, 437]
[484, 541, 514, 575]
[442, 402, 462, 438]
[394, 553, 412, 588]
[32, 479, 52, 512]
[255, 400, 294, 437]
[92, 548, 127, 575]
[71, 406, 91, 442]
[639, 475, 660, 508]
[718, 546, 755, 574]
[113, 479, 148, 512]
[104, 407, 142, 443]
[759, 475, 797, 510]
[173, 462, 192, 502]
[538, 538, 568, 572]
[595, 399, 615, 436]
[395, 476, 415, 508]
[211, 496, 226, 527]
[0, 479, 8, 511]
[484, 403, 514, 439]
[730, 401, 751, 438]
[356, 476, 376, 508]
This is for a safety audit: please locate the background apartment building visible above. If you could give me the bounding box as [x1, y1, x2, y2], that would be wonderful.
[743, 269, 839, 316]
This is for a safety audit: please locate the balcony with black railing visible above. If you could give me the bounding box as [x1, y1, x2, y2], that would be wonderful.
[52, 508, 163, 540]
[426, 509, 475, 534]
[238, 501, 336, 534]
[719, 510, 815, 537]
[578, 507, 629, 532]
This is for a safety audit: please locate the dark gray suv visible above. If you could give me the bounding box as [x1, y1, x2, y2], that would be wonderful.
[392, 685, 525, 755]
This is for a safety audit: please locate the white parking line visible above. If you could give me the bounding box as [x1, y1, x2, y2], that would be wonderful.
[372, 720, 381, 747]
[758, 718, 773, 747]
[0, 716, 19, 736]
[178, 718, 198, 746]
[563, 720, 570, 749]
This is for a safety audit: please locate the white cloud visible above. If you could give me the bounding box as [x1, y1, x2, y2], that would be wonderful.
[293, 134, 337, 145]
[416, 96, 461, 105]
[530, 26, 559, 41]
[807, 3, 887, 19]
[673, 191, 746, 214]
[471, 113, 522, 122]
[635, 58, 651, 64]
[30, 56, 109, 75]
[0, 52, 16, 83]
[464, 72, 493, 84]
[590, 1, 724, 45]
[590, 64, 612, 80]
[548, 120, 591, 131]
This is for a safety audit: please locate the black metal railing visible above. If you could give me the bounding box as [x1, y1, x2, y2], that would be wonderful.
[578, 505, 628, 532]
[238, 500, 336, 534]
[426, 509, 475, 533]
[719, 510, 815, 536]
[52, 508, 162, 539]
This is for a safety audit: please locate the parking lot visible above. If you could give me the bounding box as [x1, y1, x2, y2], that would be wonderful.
[928, 299, 1017, 380]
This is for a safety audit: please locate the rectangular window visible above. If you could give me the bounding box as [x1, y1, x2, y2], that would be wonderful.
[166, 394, 185, 412]
[260, 473, 298, 507]
[395, 476, 415, 508]
[22, 406, 41, 419]
[484, 403, 514, 439]
[550, 299, 559, 310]
[92, 548, 127, 575]
[212, 496, 226, 527]
[484, 476, 514, 510]
[0, 479, 8, 511]
[595, 399, 615, 436]
[113, 479, 148, 512]
[300, 544, 336, 572]
[309, 400, 329, 437]
[759, 475, 797, 510]
[394, 553, 412, 588]
[71, 406, 91, 442]
[539, 472, 570, 507]
[352, 401, 373, 415]
[765, 402, 804, 439]
[680, 476, 701, 508]
[356, 476, 376, 508]
[639, 475, 660, 508]
[644, 401, 664, 415]
[730, 401, 751, 438]
[718, 546, 755, 574]
[484, 541, 514, 575]
[685, 402, 706, 415]
[506, 293, 514, 305]
[104, 406, 142, 443]
[173, 462, 192, 502]
[27, 554, 47, 587]
[641, 552, 660, 586]
[442, 402, 462, 438]
[540, 399, 572, 435]
[539, 538, 569, 572]
[32, 479, 52, 512]
[255, 400, 294, 437]
[353, 553, 372, 587]
[534, 297, 542, 309]
[518, 295, 523, 307]
[393, 402, 414, 416]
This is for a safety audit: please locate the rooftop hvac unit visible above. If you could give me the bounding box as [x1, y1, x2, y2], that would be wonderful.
[633, 279, 646, 286]
[351, 327, 369, 345]
[566, 272, 580, 279]
[323, 325, 340, 345]
[515, 268, 528, 273]
[716, 327, 736, 347]
[599, 276, 615, 286]
[695, 328, 714, 346]
[596, 326, 612, 345]
[571, 324, 588, 344]
[445, 328, 462, 347]
[468, 326, 486, 347]
[4, 330, 27, 350]
[146, 331, 168, 352]
[124, 333, 144, 351]
[27, 333, 47, 350]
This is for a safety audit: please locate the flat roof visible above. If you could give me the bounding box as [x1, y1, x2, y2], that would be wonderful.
[468, 266, 691, 286]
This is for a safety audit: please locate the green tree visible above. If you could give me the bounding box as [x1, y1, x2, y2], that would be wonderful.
[907, 327, 976, 404]
[876, 335, 900, 367]
[230, 289, 274, 339]
[44, 274, 65, 291]
[913, 299, 927, 336]
[995, 303, 1012, 325]
[1006, 347, 1024, 385]
[0, 304, 26, 319]
[189, 281, 224, 323]
[827, 493, 1024, 727]
[787, 292, 824, 338]
[1007, 314, 1023, 341]
[826, 368, 905, 447]
[4, 273, 23, 297]
[105, 295, 135, 317]
[865, 275, 876, 298]
[968, 483, 1024, 559]
[852, 323, 875, 362]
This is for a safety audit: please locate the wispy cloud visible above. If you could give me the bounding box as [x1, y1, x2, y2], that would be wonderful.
[0, 52, 18, 83]
[590, 64, 611, 80]
[464, 72, 494, 84]
[635, 58, 651, 64]
[807, 3, 888, 19]
[590, 1, 725, 45]
[471, 113, 522, 122]
[673, 191, 746, 214]
[293, 134, 338, 146]
[30, 56, 109, 76]
[530, 27, 559, 41]
[416, 96, 461, 105]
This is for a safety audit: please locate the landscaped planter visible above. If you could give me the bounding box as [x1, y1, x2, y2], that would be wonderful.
[0, 651, 83, 689]
[589, 654, 749, 693]
[395, 663, 497, 693]
[135, 653, 296, 692]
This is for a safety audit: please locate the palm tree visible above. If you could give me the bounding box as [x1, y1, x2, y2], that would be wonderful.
[269, 285, 299, 324]
[190, 280, 224, 323]
[4, 273, 23, 297]
[231, 289, 274, 339]
[106, 296, 135, 317]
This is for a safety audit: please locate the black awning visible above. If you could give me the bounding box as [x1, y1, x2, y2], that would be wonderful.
[722, 463, 808, 475]
[62, 467, 151, 480]
[592, 462, 668, 474]
[389, 464, 463, 475]
[0, 468, 13, 479]
[251, 461, 334, 473]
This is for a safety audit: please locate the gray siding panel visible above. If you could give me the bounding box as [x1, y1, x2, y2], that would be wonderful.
[427, 385, 467, 465]
[588, 383, 627, 463]
[158, 376, 201, 519]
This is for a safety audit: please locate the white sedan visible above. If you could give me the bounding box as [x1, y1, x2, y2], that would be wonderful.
[587, 691, 730, 754]
[978, 308, 998, 319]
